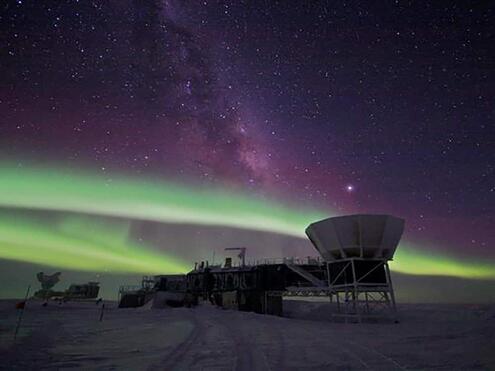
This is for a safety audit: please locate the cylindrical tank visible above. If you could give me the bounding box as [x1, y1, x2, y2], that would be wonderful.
[305, 214, 405, 261]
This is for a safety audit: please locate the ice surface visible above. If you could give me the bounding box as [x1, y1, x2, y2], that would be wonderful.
[1, 299, 494, 370]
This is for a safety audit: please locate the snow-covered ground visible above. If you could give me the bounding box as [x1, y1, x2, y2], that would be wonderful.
[1, 299, 494, 370]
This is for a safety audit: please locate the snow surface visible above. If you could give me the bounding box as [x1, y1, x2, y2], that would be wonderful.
[1, 299, 494, 370]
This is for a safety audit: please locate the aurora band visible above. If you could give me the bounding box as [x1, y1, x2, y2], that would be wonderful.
[0, 165, 493, 279]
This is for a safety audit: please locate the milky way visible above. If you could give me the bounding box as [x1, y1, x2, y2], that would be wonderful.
[0, 1, 494, 289]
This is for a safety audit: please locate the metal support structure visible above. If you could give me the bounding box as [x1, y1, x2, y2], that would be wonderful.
[385, 261, 398, 320]
[263, 257, 398, 322]
[328, 258, 397, 321]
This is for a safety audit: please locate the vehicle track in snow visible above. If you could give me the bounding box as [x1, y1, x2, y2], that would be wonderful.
[294, 319, 407, 370]
[154, 305, 287, 371]
[151, 310, 202, 370]
[343, 338, 407, 370]
[155, 306, 242, 371]
[212, 310, 273, 371]
[155, 306, 407, 371]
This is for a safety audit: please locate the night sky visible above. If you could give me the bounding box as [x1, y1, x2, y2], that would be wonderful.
[1, 1, 494, 299]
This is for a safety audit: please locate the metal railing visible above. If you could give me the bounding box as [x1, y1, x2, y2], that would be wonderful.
[252, 256, 323, 266]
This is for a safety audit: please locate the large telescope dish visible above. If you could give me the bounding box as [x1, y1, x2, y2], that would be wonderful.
[305, 214, 405, 261]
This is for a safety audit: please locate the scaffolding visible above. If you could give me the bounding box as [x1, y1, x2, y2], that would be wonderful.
[327, 258, 397, 322]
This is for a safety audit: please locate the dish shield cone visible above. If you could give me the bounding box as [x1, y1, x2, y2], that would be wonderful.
[305, 214, 405, 261]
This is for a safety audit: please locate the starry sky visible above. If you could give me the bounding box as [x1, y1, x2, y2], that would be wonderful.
[0, 1, 494, 300]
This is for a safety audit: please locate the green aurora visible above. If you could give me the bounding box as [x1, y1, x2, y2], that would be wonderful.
[0, 215, 188, 274]
[0, 165, 494, 279]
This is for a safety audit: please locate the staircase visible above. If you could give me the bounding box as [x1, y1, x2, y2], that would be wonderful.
[285, 263, 326, 287]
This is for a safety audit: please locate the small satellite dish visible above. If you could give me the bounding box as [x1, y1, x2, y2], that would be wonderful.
[36, 272, 62, 290]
